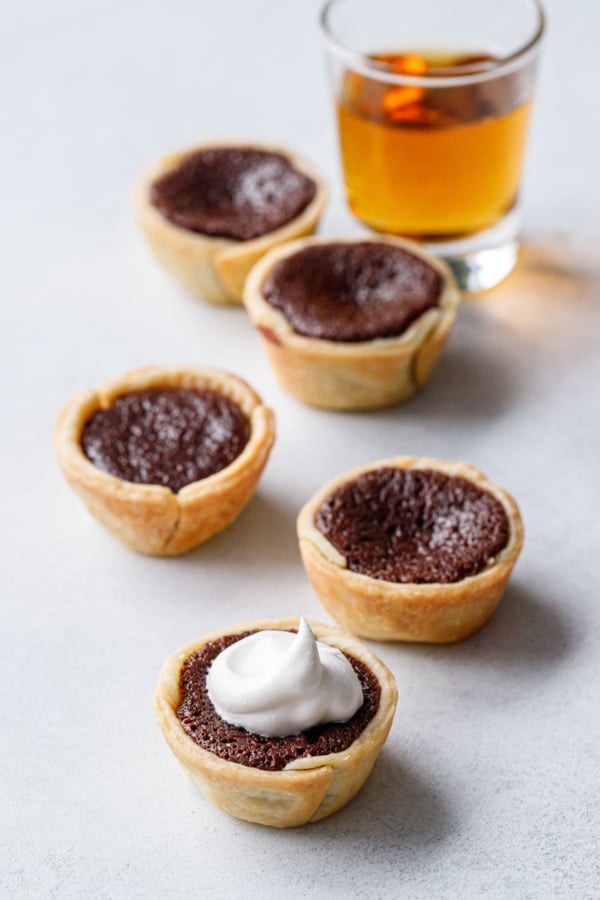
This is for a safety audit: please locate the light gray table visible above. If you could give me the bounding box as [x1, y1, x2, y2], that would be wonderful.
[2, 1, 598, 897]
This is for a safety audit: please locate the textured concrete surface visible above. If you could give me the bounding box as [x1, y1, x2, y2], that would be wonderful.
[1, 1, 599, 897]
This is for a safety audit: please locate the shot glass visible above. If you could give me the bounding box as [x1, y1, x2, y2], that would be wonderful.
[321, 0, 545, 291]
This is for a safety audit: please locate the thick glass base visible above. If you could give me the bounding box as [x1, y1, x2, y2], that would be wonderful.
[424, 208, 521, 293]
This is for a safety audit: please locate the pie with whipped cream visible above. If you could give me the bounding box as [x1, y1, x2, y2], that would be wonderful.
[154, 618, 397, 827]
[243, 235, 460, 409]
[54, 365, 275, 555]
[298, 457, 524, 642]
[133, 142, 328, 304]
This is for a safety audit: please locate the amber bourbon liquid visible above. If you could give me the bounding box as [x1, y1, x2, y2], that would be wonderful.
[337, 51, 532, 239]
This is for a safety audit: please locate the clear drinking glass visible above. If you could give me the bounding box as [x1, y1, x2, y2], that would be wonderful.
[321, 0, 545, 291]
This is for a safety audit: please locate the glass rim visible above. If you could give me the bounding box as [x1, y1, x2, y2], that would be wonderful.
[320, 0, 545, 87]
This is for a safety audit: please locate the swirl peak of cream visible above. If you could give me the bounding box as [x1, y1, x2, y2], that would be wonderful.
[206, 618, 363, 737]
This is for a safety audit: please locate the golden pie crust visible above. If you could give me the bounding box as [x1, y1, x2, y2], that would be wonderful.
[54, 365, 275, 556]
[154, 618, 397, 828]
[132, 142, 328, 305]
[297, 457, 524, 643]
[243, 234, 460, 410]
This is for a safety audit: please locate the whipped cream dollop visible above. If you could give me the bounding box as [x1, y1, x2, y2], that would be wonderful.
[206, 618, 364, 737]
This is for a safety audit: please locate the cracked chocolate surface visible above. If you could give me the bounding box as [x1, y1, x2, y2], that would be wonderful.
[81, 388, 250, 493]
[261, 241, 442, 342]
[177, 631, 380, 771]
[151, 147, 317, 240]
[315, 467, 510, 584]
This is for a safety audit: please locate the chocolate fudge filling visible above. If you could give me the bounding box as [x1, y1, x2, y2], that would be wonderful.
[316, 467, 510, 584]
[261, 241, 442, 342]
[177, 631, 380, 771]
[151, 147, 317, 241]
[81, 388, 250, 493]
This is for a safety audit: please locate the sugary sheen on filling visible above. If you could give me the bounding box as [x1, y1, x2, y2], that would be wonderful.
[151, 147, 317, 240]
[81, 388, 250, 493]
[315, 467, 510, 583]
[261, 241, 442, 342]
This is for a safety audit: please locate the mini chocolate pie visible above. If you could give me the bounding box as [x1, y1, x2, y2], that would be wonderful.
[154, 618, 397, 827]
[298, 457, 524, 642]
[243, 235, 460, 410]
[54, 366, 275, 555]
[133, 142, 328, 305]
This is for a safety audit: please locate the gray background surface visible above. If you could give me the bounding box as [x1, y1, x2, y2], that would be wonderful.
[1, 1, 599, 897]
